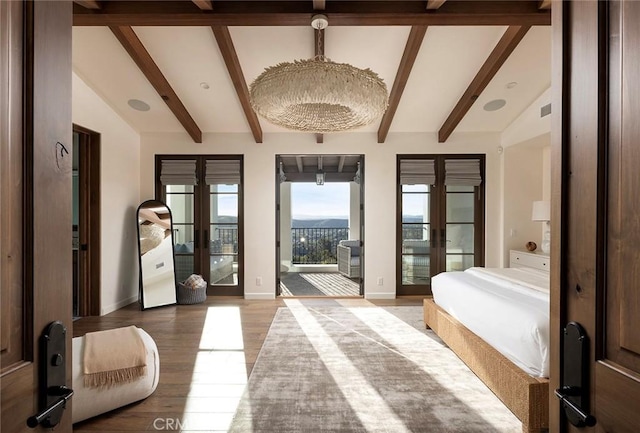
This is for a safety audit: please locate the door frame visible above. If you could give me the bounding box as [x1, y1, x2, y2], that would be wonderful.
[396, 154, 485, 296]
[72, 124, 101, 316]
[274, 154, 365, 297]
[155, 154, 244, 296]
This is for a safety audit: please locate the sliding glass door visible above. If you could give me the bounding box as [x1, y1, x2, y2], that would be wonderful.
[157, 155, 243, 296]
[397, 155, 485, 295]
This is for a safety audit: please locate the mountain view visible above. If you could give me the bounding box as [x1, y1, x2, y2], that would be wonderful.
[291, 218, 348, 229]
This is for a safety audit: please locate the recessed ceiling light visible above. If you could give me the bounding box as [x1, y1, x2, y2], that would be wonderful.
[483, 99, 507, 112]
[200, 82, 210, 90]
[506, 81, 518, 89]
[127, 99, 150, 112]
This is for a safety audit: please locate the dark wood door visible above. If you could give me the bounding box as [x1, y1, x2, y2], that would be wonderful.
[1, 1, 73, 432]
[552, 1, 640, 431]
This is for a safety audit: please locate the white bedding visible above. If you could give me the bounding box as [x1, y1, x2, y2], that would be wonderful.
[431, 267, 549, 377]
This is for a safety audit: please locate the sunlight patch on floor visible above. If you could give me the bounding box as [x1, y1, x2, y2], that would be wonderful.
[180, 306, 248, 431]
[286, 299, 412, 433]
[346, 306, 516, 430]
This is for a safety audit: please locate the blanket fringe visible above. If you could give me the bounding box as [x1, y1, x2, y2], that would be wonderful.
[84, 365, 147, 388]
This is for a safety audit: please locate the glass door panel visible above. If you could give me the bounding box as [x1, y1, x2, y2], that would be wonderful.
[208, 184, 239, 287]
[401, 184, 432, 286]
[166, 185, 195, 283]
[445, 185, 476, 272]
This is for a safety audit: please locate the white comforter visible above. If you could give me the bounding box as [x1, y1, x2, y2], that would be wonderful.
[431, 267, 550, 377]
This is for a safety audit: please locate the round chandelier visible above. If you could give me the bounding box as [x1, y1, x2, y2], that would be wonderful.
[249, 16, 389, 133]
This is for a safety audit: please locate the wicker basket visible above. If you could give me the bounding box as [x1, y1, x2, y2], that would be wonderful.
[177, 282, 207, 305]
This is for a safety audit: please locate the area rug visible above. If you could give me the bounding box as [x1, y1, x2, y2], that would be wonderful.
[229, 301, 521, 432]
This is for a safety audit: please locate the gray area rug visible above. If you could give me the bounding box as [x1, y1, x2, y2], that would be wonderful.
[229, 301, 521, 432]
[280, 272, 325, 296]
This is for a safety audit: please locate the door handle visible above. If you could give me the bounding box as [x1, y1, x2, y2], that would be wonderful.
[204, 230, 209, 249]
[555, 322, 596, 428]
[440, 229, 446, 248]
[194, 229, 199, 249]
[27, 321, 74, 428]
[27, 386, 74, 428]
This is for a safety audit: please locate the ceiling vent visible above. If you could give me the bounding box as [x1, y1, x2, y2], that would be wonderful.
[540, 103, 551, 118]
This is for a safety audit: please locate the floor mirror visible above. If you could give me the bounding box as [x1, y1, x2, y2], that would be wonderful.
[137, 199, 177, 309]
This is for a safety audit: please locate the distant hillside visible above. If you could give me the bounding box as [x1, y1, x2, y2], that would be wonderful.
[215, 215, 238, 224]
[292, 218, 348, 228]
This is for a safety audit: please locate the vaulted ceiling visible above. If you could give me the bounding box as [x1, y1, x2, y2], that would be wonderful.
[72, 1, 551, 144]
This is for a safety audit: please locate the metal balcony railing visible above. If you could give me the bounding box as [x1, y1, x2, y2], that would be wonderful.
[291, 227, 349, 264]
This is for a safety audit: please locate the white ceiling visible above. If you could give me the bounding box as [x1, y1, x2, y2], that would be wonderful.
[72, 22, 551, 139]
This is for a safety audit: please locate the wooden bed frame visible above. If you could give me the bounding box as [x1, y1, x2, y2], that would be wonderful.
[423, 297, 549, 433]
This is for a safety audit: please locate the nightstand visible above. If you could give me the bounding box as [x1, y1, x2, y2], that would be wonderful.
[509, 249, 550, 272]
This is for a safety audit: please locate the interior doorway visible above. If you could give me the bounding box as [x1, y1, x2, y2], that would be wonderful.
[72, 124, 101, 317]
[275, 154, 364, 297]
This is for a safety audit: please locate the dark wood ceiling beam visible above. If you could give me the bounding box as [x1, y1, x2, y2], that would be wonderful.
[109, 26, 202, 143]
[312, 0, 325, 11]
[73, 1, 550, 26]
[378, 25, 427, 143]
[338, 156, 345, 173]
[426, 0, 447, 10]
[211, 26, 263, 143]
[538, 0, 551, 9]
[192, 1, 213, 11]
[438, 25, 530, 143]
[285, 172, 357, 182]
[74, 0, 101, 10]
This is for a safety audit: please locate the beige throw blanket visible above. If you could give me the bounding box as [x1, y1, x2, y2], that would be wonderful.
[83, 326, 147, 388]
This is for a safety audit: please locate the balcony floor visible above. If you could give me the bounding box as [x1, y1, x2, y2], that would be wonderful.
[280, 272, 360, 297]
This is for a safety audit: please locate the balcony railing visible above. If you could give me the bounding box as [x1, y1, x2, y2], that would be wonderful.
[291, 227, 349, 264]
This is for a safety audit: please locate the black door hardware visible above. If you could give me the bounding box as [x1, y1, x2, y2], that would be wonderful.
[27, 321, 74, 428]
[555, 321, 596, 428]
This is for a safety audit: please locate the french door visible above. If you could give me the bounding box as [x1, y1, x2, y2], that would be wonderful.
[156, 155, 243, 296]
[397, 155, 485, 295]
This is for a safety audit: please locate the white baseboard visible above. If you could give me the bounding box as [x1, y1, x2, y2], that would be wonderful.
[244, 292, 276, 300]
[101, 295, 138, 316]
[364, 292, 396, 299]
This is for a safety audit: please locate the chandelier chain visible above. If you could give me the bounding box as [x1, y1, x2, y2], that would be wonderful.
[316, 28, 325, 62]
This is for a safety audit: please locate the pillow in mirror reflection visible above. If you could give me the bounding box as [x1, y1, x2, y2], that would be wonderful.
[139, 224, 166, 255]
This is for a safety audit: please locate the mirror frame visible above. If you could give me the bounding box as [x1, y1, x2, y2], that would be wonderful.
[136, 199, 178, 310]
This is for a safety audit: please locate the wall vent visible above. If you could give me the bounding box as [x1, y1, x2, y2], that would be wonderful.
[540, 103, 551, 118]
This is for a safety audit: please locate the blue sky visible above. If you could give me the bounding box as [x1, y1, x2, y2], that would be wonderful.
[291, 183, 350, 219]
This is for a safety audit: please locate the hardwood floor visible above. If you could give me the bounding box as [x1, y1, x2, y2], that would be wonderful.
[72, 296, 423, 432]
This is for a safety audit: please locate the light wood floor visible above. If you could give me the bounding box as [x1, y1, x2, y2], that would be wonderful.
[72, 296, 423, 432]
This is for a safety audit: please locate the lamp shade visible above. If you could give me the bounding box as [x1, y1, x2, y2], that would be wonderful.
[531, 200, 550, 221]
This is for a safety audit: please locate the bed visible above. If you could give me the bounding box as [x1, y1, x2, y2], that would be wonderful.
[423, 266, 550, 433]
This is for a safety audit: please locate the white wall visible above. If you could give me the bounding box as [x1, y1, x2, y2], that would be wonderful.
[501, 87, 551, 149]
[140, 131, 503, 299]
[502, 134, 549, 262]
[279, 182, 292, 268]
[72, 72, 141, 314]
[499, 86, 552, 264]
[349, 182, 361, 240]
